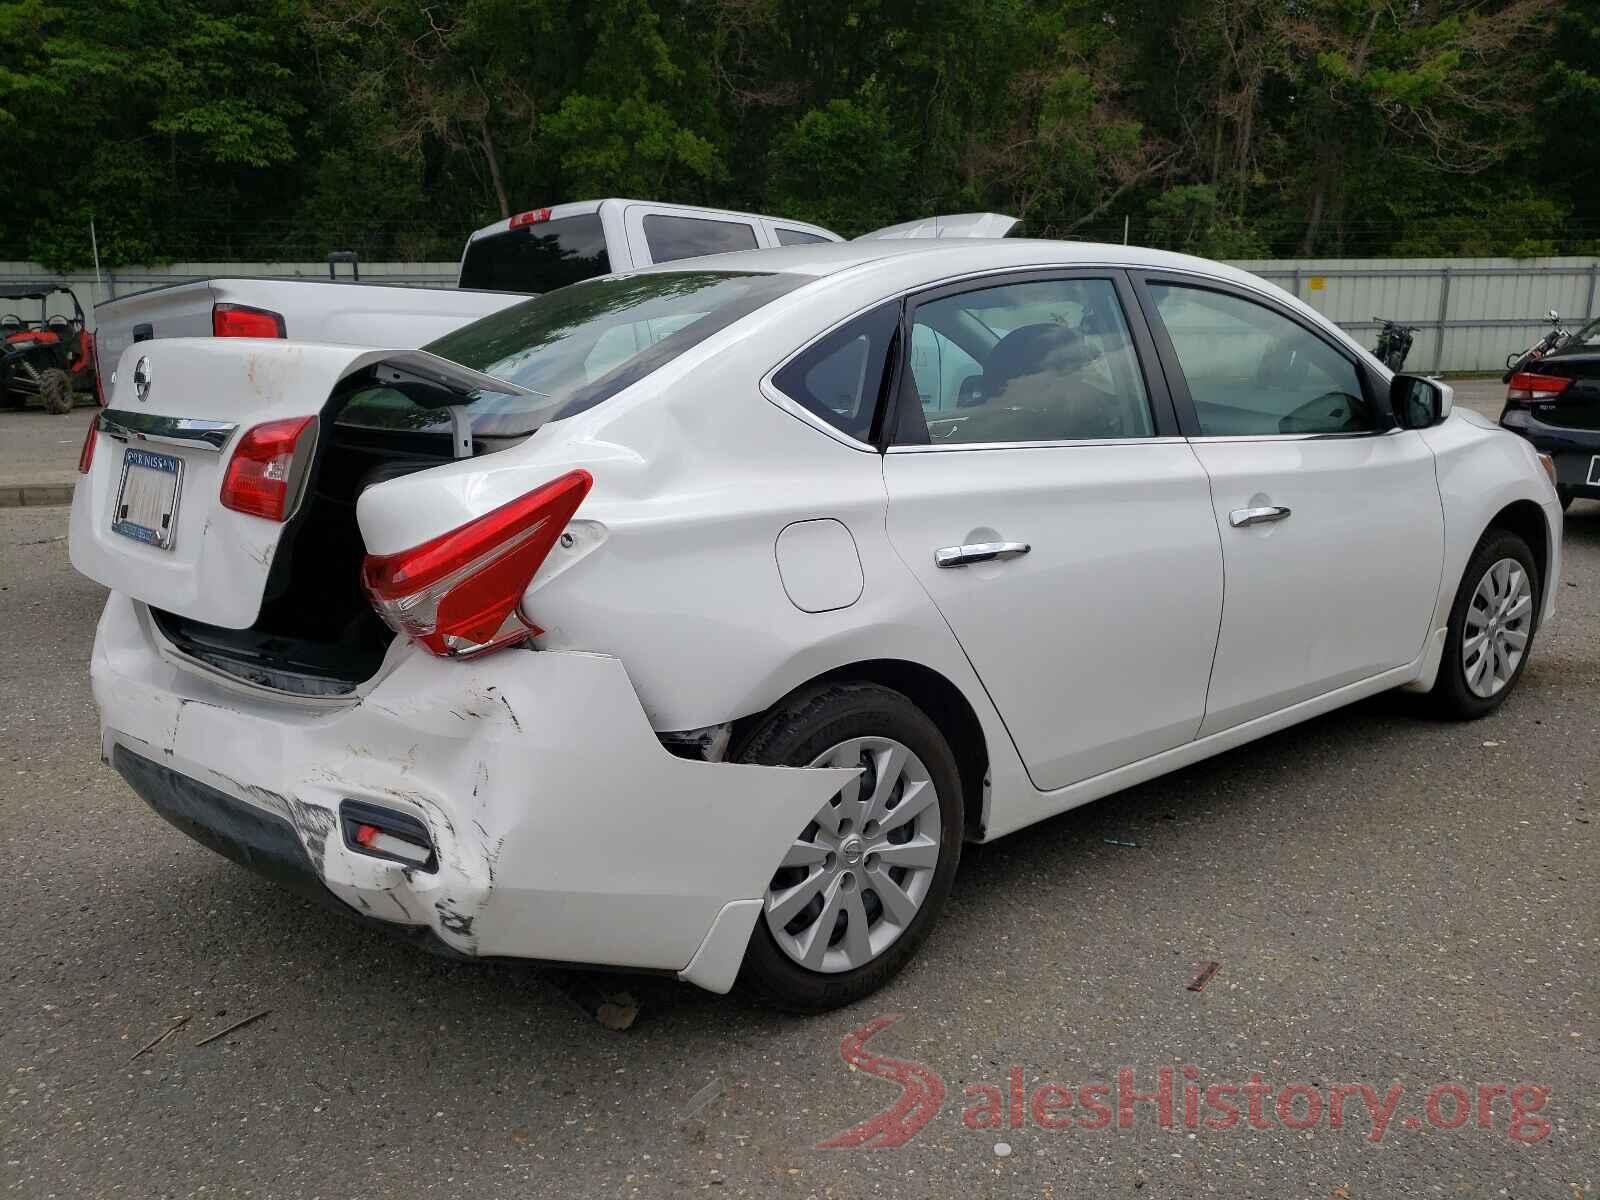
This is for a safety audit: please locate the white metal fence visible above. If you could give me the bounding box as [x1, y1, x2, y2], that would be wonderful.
[1232, 255, 1600, 374]
[4, 254, 1596, 374]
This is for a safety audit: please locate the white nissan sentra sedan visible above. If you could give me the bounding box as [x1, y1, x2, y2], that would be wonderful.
[70, 240, 1561, 1010]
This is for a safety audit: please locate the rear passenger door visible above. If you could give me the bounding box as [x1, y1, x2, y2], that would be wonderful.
[1134, 274, 1445, 734]
[878, 271, 1225, 792]
[625, 207, 760, 266]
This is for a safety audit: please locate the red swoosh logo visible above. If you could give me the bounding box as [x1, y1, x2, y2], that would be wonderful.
[817, 1014, 946, 1148]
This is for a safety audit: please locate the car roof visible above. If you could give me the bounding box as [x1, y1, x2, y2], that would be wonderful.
[629, 237, 1369, 372]
[633, 237, 1273, 290]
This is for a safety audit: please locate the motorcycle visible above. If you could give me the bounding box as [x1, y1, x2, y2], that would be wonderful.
[1502, 309, 1571, 382]
[1372, 317, 1418, 370]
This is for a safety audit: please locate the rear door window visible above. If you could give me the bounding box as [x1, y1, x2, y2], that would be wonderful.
[643, 214, 759, 263]
[896, 277, 1155, 445]
[457, 213, 610, 293]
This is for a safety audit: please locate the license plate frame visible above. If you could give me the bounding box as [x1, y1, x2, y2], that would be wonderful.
[111, 447, 184, 552]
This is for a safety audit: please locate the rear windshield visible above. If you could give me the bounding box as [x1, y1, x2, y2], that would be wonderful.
[337, 271, 805, 438]
[1569, 316, 1600, 348]
[458, 214, 611, 293]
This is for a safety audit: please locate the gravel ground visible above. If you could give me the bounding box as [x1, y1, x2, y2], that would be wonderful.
[2, 397, 1595, 1197]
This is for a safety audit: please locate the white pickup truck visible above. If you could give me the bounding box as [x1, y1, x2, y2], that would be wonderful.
[90, 201, 1015, 393]
[90, 199, 843, 389]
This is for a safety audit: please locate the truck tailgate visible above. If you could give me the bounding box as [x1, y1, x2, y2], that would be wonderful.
[92, 278, 527, 389]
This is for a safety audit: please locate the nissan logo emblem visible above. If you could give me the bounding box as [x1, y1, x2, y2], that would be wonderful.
[132, 356, 152, 403]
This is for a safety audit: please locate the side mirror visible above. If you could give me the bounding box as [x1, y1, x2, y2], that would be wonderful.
[1390, 373, 1453, 429]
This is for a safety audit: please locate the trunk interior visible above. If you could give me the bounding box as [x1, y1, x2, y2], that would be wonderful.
[152, 421, 457, 696]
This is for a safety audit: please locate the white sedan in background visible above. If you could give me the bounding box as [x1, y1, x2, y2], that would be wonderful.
[70, 239, 1561, 1010]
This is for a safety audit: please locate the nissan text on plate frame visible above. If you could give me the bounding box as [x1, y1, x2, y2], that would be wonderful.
[68, 237, 1563, 1011]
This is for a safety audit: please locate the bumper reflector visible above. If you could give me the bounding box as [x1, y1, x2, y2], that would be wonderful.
[339, 800, 438, 871]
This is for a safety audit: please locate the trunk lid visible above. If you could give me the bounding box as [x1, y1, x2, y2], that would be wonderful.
[1528, 351, 1600, 430]
[855, 212, 1019, 240]
[69, 338, 534, 629]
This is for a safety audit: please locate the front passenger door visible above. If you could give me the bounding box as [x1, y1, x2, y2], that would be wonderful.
[1138, 278, 1445, 735]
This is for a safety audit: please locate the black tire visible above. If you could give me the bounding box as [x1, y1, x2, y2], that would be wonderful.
[40, 368, 72, 414]
[1432, 529, 1541, 719]
[733, 682, 964, 1012]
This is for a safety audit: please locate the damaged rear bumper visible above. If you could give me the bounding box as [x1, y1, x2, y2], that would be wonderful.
[91, 594, 854, 992]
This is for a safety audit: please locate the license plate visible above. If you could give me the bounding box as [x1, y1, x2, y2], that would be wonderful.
[111, 447, 183, 551]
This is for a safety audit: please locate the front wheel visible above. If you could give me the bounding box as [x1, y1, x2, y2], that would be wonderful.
[734, 682, 964, 1012]
[1432, 530, 1540, 719]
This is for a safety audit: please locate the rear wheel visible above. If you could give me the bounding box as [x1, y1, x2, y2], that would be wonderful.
[734, 682, 963, 1012]
[1432, 530, 1540, 719]
[40, 368, 72, 414]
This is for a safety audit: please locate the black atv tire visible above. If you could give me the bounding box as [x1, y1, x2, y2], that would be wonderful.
[40, 368, 73, 414]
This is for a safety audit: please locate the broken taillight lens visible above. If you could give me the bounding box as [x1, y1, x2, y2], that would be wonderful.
[361, 470, 592, 659]
[219, 416, 318, 521]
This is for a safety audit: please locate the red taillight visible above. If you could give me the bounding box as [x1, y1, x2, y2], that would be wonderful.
[508, 207, 553, 230]
[1506, 372, 1572, 403]
[361, 470, 592, 659]
[212, 303, 286, 338]
[219, 416, 317, 521]
[77, 420, 97, 474]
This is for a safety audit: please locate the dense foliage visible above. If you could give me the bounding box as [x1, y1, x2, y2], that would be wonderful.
[3, 0, 1597, 268]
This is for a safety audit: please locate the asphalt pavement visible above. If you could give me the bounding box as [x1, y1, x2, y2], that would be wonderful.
[1, 379, 1595, 1197]
[0, 404, 95, 506]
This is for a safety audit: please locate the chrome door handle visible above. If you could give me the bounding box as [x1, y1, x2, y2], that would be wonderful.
[1229, 505, 1292, 528]
[935, 541, 1031, 568]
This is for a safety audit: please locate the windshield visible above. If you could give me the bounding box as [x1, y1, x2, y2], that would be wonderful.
[337, 271, 806, 438]
[458, 214, 611, 293]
